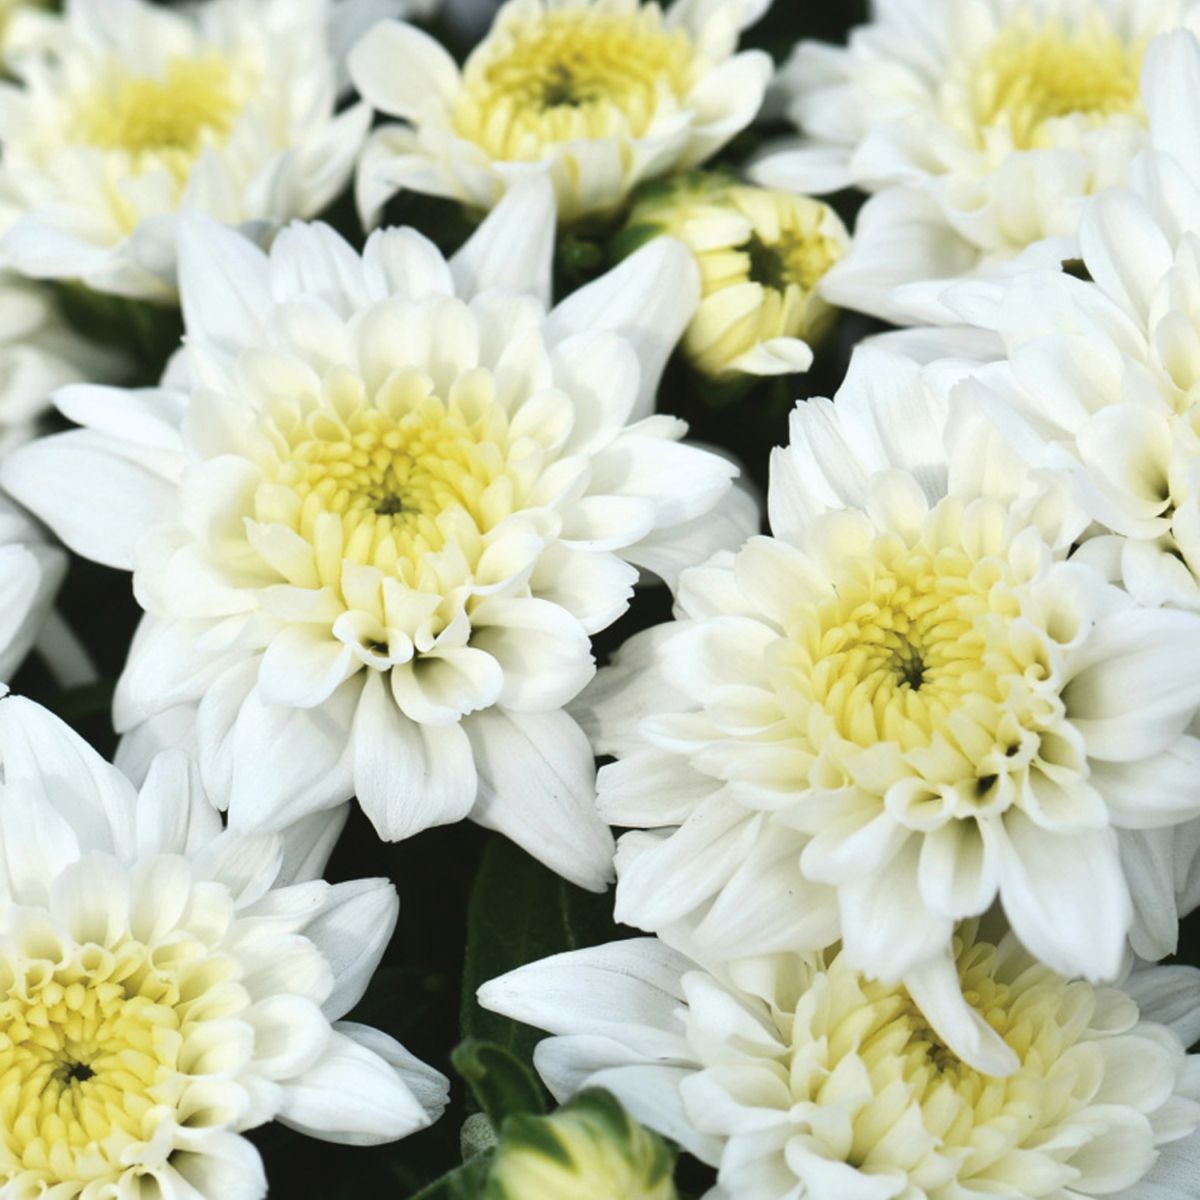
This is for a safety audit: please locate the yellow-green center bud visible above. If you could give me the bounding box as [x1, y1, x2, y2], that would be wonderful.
[622, 172, 849, 378]
[485, 1090, 677, 1200]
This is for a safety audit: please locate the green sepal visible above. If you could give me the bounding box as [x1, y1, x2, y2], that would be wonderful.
[410, 1153, 495, 1200]
[451, 1040, 547, 1128]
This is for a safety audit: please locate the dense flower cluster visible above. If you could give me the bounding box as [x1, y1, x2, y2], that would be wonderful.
[0, 1, 1196, 1197]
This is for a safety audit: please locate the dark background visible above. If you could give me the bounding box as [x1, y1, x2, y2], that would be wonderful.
[20, 1, 1198, 1196]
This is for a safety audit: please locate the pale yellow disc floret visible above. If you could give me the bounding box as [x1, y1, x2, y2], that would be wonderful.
[245, 354, 550, 653]
[453, 6, 696, 161]
[765, 499, 1073, 811]
[69, 53, 252, 182]
[969, 11, 1143, 150]
[264, 368, 512, 579]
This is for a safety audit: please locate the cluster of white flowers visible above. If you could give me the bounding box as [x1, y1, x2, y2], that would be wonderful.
[0, 0, 1195, 1196]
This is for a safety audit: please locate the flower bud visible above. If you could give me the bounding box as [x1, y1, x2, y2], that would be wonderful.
[485, 1090, 677, 1200]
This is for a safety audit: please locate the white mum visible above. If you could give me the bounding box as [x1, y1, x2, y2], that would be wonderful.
[0, 695, 447, 1199]
[0, 0, 370, 300]
[943, 34, 1200, 620]
[480, 930, 1200, 1200]
[2, 180, 748, 889]
[349, 0, 774, 225]
[577, 346, 1200, 989]
[753, 0, 1200, 325]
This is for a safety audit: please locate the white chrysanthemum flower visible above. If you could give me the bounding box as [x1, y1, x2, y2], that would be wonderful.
[0, 694, 448, 1199]
[0, 494, 64, 682]
[940, 34, 1200, 622]
[752, 0, 1200, 325]
[2, 180, 750, 889]
[349, 0, 774, 226]
[480, 930, 1200, 1200]
[621, 173, 849, 377]
[576, 345, 1200, 990]
[0, 0, 370, 300]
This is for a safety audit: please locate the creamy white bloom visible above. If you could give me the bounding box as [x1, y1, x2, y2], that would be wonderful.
[939, 35, 1200, 622]
[0, 0, 370, 300]
[752, 0, 1200, 325]
[0, 694, 447, 1199]
[2, 180, 749, 889]
[349, 0, 774, 225]
[577, 345, 1200, 990]
[480, 930, 1200, 1200]
[0, 494, 64, 682]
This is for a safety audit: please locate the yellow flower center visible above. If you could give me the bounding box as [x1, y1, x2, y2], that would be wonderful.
[249, 359, 538, 631]
[72, 54, 245, 176]
[0, 934, 238, 1189]
[774, 518, 1046, 765]
[767, 935, 1119, 1183]
[971, 13, 1143, 149]
[453, 6, 695, 162]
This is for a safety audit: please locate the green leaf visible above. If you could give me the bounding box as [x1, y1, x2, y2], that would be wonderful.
[452, 1040, 547, 1126]
[460, 835, 619, 1064]
[409, 1154, 494, 1200]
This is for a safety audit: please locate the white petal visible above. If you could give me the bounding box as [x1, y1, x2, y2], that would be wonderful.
[837, 835, 954, 983]
[276, 1028, 439, 1145]
[547, 239, 700, 420]
[450, 176, 557, 307]
[996, 814, 1131, 981]
[300, 877, 399, 1021]
[337, 1021, 449, 1120]
[903, 951, 1020, 1076]
[0, 695, 136, 857]
[465, 707, 614, 891]
[352, 671, 478, 840]
[135, 749, 223, 859]
[224, 684, 358, 831]
[1, 429, 179, 570]
[177, 214, 272, 370]
[164, 1132, 267, 1200]
[468, 596, 594, 711]
[478, 938, 693, 1057]
[1066, 609, 1200, 763]
[348, 19, 460, 119]
[1123, 964, 1200, 1047]
[1092, 738, 1200, 829]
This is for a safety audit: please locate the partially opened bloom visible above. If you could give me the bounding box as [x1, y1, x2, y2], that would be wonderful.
[349, 0, 774, 225]
[621, 173, 849, 377]
[577, 345, 1200, 986]
[0, 695, 448, 1199]
[2, 180, 748, 889]
[752, 0, 1200, 325]
[480, 929, 1200, 1200]
[0, 0, 370, 300]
